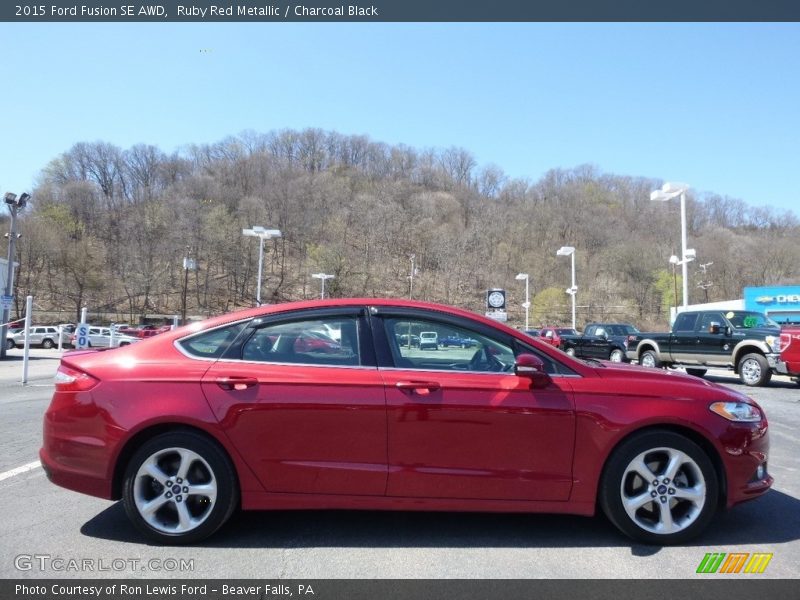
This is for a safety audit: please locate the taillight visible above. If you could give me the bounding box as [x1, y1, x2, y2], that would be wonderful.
[778, 333, 791, 353]
[54, 364, 99, 392]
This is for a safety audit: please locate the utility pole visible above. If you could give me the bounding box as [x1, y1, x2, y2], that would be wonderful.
[1, 192, 29, 360]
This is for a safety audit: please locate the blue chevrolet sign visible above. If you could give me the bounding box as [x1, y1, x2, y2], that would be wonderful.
[744, 286, 800, 324]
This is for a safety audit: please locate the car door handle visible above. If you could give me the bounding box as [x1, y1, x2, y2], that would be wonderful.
[216, 376, 259, 391]
[396, 381, 441, 396]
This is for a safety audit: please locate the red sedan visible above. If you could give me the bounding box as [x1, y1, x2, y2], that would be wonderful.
[41, 299, 772, 545]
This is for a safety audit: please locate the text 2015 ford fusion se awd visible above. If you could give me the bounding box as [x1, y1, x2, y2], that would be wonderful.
[40, 299, 772, 545]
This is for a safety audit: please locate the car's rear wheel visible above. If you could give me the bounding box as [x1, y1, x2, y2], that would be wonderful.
[600, 430, 718, 545]
[42, 338, 54, 349]
[122, 431, 238, 544]
[738, 353, 772, 387]
[640, 350, 660, 368]
[685, 368, 707, 378]
[609, 349, 624, 363]
[5, 339, 14, 350]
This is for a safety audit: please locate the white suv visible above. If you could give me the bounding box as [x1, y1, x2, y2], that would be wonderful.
[9, 326, 69, 349]
[419, 331, 439, 350]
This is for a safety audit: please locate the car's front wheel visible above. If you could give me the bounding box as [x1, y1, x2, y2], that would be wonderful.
[738, 353, 772, 387]
[5, 339, 14, 350]
[609, 349, 624, 363]
[122, 431, 239, 544]
[42, 338, 55, 349]
[600, 430, 718, 545]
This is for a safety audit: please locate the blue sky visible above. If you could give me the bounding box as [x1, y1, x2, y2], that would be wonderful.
[1, 23, 799, 216]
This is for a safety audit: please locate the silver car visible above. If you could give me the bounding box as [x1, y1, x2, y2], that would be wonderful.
[9, 326, 70, 349]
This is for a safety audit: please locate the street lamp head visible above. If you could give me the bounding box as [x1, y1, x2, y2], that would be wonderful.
[684, 248, 697, 260]
[311, 273, 335, 280]
[4, 192, 17, 205]
[669, 255, 680, 265]
[556, 246, 575, 256]
[243, 227, 282, 239]
[651, 182, 690, 202]
[17, 193, 30, 208]
[662, 182, 690, 195]
[515, 273, 528, 280]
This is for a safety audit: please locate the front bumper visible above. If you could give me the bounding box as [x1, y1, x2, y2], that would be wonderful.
[720, 420, 773, 508]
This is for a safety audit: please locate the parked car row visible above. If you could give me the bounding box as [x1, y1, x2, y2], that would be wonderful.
[4, 322, 177, 350]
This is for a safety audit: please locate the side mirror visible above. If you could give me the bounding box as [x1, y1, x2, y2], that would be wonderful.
[708, 322, 721, 334]
[514, 353, 552, 389]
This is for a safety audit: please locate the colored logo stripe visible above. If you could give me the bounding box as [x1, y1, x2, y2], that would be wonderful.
[696, 552, 772, 574]
[744, 553, 773, 574]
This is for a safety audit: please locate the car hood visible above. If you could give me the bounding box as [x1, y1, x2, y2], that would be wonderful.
[732, 326, 780, 336]
[590, 361, 751, 402]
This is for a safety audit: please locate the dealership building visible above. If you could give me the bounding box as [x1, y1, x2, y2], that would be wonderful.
[674, 285, 800, 324]
[743, 285, 800, 323]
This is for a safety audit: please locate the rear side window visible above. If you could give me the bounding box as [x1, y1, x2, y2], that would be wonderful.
[241, 317, 360, 367]
[179, 322, 247, 359]
[673, 313, 698, 332]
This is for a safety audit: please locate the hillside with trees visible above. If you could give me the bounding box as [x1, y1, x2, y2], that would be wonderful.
[5, 128, 799, 330]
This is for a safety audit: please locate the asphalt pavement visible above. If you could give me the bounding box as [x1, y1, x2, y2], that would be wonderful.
[0, 349, 797, 579]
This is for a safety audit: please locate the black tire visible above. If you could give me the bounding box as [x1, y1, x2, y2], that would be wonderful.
[5, 339, 14, 350]
[685, 368, 707, 378]
[640, 350, 660, 369]
[600, 430, 719, 545]
[42, 338, 55, 349]
[738, 353, 772, 387]
[122, 431, 239, 545]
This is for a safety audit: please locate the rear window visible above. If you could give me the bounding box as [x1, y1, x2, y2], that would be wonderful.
[178, 322, 246, 359]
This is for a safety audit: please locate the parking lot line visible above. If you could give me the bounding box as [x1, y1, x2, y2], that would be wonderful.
[0, 460, 41, 482]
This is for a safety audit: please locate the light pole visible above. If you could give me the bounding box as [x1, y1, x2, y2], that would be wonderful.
[408, 254, 416, 299]
[181, 247, 196, 325]
[515, 273, 530, 330]
[556, 246, 577, 329]
[242, 227, 281, 306]
[651, 182, 694, 307]
[311, 272, 335, 299]
[669, 255, 680, 309]
[1, 192, 29, 360]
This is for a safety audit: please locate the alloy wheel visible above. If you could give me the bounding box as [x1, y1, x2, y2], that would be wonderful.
[133, 447, 218, 535]
[619, 447, 706, 535]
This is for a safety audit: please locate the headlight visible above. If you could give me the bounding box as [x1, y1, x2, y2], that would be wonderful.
[765, 335, 777, 351]
[709, 401, 762, 422]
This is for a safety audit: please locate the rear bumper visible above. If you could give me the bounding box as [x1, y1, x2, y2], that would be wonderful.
[39, 446, 113, 499]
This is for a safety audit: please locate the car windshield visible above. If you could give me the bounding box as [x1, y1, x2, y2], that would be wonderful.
[557, 328, 578, 335]
[727, 311, 778, 329]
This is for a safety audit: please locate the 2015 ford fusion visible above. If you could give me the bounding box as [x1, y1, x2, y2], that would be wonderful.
[40, 299, 772, 544]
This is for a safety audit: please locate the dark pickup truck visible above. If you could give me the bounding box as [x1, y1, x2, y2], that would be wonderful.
[559, 323, 639, 363]
[626, 309, 782, 386]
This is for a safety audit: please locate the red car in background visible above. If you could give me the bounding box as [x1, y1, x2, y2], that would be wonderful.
[117, 325, 172, 339]
[778, 327, 800, 383]
[41, 299, 771, 545]
[538, 326, 579, 348]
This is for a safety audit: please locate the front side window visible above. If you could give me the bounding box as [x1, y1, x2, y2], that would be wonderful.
[242, 317, 360, 367]
[383, 317, 515, 373]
